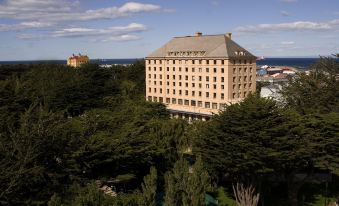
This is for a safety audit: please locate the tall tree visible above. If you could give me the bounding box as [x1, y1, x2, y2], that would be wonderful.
[139, 167, 157, 206]
[281, 56, 339, 114]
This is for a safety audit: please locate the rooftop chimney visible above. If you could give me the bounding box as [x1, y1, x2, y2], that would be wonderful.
[226, 32, 232, 39]
[195, 32, 202, 37]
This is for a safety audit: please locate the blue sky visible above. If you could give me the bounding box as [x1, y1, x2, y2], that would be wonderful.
[0, 0, 338, 60]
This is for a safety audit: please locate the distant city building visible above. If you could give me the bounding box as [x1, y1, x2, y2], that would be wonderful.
[145, 32, 257, 120]
[67, 54, 89, 67]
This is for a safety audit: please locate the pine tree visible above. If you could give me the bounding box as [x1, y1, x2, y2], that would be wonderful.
[140, 167, 157, 206]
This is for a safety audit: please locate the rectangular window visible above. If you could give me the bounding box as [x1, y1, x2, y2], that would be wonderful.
[154, 81, 156, 85]
[221, 77, 224, 82]
[199, 83, 202, 88]
[179, 67, 182, 72]
[199, 76, 202, 81]
[192, 60, 195, 64]
[173, 89, 176, 94]
[198, 101, 203, 107]
[185, 90, 188, 95]
[167, 81, 170, 86]
[213, 93, 217, 98]
[148, 67, 151, 71]
[206, 68, 209, 72]
[184, 99, 189, 105]
[233, 68, 236, 74]
[213, 77, 217, 82]
[154, 74, 156, 79]
[192, 83, 195, 87]
[173, 67, 175, 72]
[160, 60, 162, 64]
[167, 89, 169, 94]
[148, 74, 151, 78]
[179, 82, 182, 86]
[192, 91, 195, 96]
[185, 83, 188, 87]
[206, 76, 209, 82]
[167, 75, 169, 80]
[185, 67, 188, 72]
[199, 60, 202, 64]
[154, 60, 156, 64]
[213, 68, 217, 73]
[179, 90, 182, 95]
[160, 89, 162, 94]
[206, 84, 209, 89]
[206, 60, 209, 64]
[159, 97, 163, 102]
[173, 75, 175, 80]
[178, 99, 183, 105]
[185, 75, 188, 80]
[173, 82, 175, 86]
[179, 75, 182, 80]
[160, 75, 162, 79]
[205, 102, 210, 108]
[206, 92, 209, 98]
[221, 68, 224, 73]
[233, 77, 236, 83]
[172, 98, 176, 104]
[192, 68, 195, 72]
[173, 60, 176, 64]
[214, 60, 217, 65]
[221, 60, 224, 65]
[191, 100, 196, 106]
[154, 96, 158, 102]
[154, 88, 157, 93]
[192, 76, 195, 81]
[199, 91, 202, 97]
[212, 103, 218, 109]
[149, 87, 151, 92]
[221, 93, 224, 99]
[221, 85, 225, 89]
[154, 67, 156, 71]
[148, 96, 152, 101]
[167, 67, 169, 71]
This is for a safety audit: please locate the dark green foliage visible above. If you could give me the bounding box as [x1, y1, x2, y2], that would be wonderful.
[193, 94, 285, 179]
[281, 57, 339, 114]
[140, 167, 157, 206]
[164, 158, 211, 206]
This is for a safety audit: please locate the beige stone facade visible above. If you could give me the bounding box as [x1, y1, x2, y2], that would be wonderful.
[67, 54, 89, 68]
[145, 33, 256, 119]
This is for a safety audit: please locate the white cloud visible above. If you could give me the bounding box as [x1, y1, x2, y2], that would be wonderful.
[235, 19, 339, 33]
[0, 0, 162, 22]
[52, 23, 146, 38]
[0, 21, 54, 31]
[280, 11, 290, 17]
[18, 23, 147, 42]
[280, 41, 295, 45]
[103, 35, 141, 42]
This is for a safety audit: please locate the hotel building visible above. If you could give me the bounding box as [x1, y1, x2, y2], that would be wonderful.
[67, 54, 89, 68]
[145, 32, 256, 120]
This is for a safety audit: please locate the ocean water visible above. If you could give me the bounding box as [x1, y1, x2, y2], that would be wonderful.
[0, 58, 320, 69]
[257, 58, 319, 69]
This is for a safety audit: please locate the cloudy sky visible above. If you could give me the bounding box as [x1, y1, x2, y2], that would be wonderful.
[0, 0, 338, 60]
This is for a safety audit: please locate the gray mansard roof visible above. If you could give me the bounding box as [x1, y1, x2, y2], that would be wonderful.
[147, 34, 256, 59]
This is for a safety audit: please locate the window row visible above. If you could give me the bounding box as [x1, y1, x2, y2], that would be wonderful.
[148, 66, 227, 73]
[148, 74, 253, 83]
[148, 96, 227, 109]
[148, 81, 228, 89]
[148, 88, 227, 99]
[147, 59, 253, 65]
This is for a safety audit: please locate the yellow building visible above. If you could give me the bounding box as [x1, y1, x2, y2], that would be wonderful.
[67, 54, 89, 67]
[145, 32, 256, 120]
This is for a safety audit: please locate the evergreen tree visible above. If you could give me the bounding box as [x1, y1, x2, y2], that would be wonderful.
[139, 167, 157, 206]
